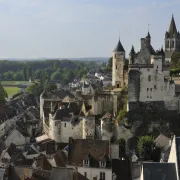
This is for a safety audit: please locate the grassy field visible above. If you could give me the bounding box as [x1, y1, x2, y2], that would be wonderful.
[1, 81, 27, 85]
[4, 87, 21, 97]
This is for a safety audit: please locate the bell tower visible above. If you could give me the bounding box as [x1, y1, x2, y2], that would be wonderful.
[112, 38, 125, 88]
[165, 14, 180, 52]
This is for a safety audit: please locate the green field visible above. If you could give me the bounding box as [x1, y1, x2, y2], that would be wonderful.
[1, 81, 27, 85]
[4, 87, 21, 97]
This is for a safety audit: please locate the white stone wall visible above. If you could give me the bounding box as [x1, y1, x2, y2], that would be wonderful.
[110, 144, 119, 159]
[78, 166, 112, 180]
[49, 116, 95, 143]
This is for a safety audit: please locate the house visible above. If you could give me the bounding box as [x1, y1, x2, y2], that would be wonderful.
[140, 162, 177, 180]
[67, 137, 112, 180]
[4, 128, 29, 147]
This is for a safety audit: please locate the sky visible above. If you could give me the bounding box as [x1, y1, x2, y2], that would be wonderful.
[0, 0, 180, 59]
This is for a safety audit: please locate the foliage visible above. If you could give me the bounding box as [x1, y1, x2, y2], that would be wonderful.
[0, 82, 8, 104]
[108, 57, 112, 67]
[137, 135, 155, 160]
[117, 94, 127, 122]
[170, 68, 180, 76]
[26, 81, 43, 96]
[171, 52, 180, 69]
[117, 138, 126, 158]
[44, 80, 57, 91]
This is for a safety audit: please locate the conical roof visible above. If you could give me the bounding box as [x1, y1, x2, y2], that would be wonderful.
[168, 14, 177, 37]
[130, 45, 135, 55]
[113, 39, 125, 52]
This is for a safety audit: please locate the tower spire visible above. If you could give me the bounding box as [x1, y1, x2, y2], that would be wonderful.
[168, 14, 177, 36]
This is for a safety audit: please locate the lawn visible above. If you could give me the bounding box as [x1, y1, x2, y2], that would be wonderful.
[4, 87, 21, 97]
[1, 81, 27, 85]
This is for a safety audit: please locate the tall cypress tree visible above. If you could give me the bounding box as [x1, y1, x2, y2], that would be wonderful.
[0, 82, 8, 104]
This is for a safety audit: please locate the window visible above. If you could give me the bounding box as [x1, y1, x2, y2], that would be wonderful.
[147, 88, 149, 98]
[99, 161, 106, 167]
[157, 66, 158, 69]
[114, 54, 116, 58]
[64, 123, 66, 127]
[100, 172, 105, 180]
[148, 75, 151, 81]
[150, 88, 152, 98]
[116, 65, 117, 69]
[172, 40, 174, 48]
[154, 85, 156, 89]
[84, 160, 89, 166]
[84, 172, 87, 178]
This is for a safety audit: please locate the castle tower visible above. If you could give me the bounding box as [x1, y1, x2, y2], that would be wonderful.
[112, 39, 125, 88]
[165, 14, 180, 52]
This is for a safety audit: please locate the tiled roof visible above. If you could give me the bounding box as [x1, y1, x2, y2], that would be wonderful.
[68, 138, 110, 167]
[53, 150, 67, 167]
[142, 162, 177, 180]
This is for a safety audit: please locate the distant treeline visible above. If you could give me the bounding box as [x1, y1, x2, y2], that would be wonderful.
[0, 60, 105, 84]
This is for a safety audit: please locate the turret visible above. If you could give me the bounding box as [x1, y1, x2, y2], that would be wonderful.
[146, 31, 151, 45]
[112, 38, 125, 88]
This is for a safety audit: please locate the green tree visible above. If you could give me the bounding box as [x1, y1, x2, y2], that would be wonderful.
[26, 81, 43, 96]
[44, 80, 57, 91]
[27, 66, 33, 80]
[23, 66, 27, 81]
[0, 82, 8, 104]
[108, 57, 113, 67]
[137, 135, 155, 160]
[51, 71, 62, 81]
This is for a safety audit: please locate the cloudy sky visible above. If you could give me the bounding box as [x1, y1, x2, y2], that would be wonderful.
[0, 0, 179, 59]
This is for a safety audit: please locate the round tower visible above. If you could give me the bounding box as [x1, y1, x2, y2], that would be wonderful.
[112, 39, 125, 88]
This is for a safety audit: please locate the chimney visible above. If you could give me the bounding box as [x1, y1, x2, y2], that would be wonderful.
[141, 38, 146, 49]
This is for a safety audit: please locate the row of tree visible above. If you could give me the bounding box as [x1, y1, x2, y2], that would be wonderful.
[0, 60, 103, 83]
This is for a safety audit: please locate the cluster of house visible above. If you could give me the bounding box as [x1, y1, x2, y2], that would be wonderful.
[0, 14, 180, 180]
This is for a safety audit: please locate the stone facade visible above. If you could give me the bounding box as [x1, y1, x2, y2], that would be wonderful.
[128, 33, 179, 114]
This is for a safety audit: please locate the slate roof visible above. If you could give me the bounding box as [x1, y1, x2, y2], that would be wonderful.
[34, 154, 52, 170]
[41, 89, 74, 100]
[142, 162, 177, 180]
[112, 159, 132, 180]
[113, 39, 125, 52]
[68, 138, 110, 167]
[168, 15, 178, 37]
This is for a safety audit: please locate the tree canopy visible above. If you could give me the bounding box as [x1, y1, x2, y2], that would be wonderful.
[0, 82, 8, 104]
[137, 135, 155, 160]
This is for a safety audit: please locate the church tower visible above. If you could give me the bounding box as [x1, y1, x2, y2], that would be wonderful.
[165, 14, 180, 52]
[112, 39, 125, 88]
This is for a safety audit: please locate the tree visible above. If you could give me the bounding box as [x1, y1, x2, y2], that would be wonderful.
[44, 80, 57, 91]
[137, 135, 155, 160]
[51, 72, 62, 81]
[27, 66, 33, 80]
[117, 138, 126, 159]
[108, 57, 113, 67]
[23, 66, 27, 81]
[0, 82, 8, 104]
[26, 81, 43, 96]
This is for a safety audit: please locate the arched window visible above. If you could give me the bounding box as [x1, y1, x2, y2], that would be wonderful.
[148, 75, 151, 81]
[172, 40, 174, 48]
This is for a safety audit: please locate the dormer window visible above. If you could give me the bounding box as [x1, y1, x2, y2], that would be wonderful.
[83, 160, 89, 167]
[99, 161, 106, 168]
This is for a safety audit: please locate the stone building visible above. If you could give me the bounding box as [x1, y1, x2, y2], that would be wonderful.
[165, 14, 180, 62]
[128, 32, 180, 118]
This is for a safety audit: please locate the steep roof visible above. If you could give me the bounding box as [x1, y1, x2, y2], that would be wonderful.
[142, 162, 177, 180]
[113, 39, 125, 52]
[168, 15, 177, 37]
[68, 138, 110, 167]
[130, 45, 135, 55]
[146, 31, 151, 38]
